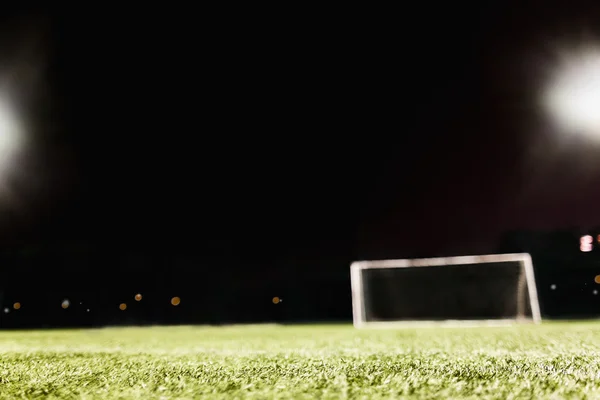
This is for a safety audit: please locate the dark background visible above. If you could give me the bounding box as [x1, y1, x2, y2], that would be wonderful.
[1, 3, 600, 328]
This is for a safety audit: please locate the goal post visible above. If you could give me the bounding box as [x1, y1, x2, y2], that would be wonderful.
[350, 253, 542, 328]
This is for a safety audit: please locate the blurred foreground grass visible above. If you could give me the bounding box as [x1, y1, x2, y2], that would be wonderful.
[1, 322, 600, 399]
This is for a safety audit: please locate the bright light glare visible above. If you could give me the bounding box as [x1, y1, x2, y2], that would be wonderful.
[0, 98, 22, 179]
[545, 49, 600, 136]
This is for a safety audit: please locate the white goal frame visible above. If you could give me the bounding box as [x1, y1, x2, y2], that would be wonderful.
[350, 253, 542, 328]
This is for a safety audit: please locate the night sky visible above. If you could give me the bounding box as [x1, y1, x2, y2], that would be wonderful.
[1, 4, 600, 262]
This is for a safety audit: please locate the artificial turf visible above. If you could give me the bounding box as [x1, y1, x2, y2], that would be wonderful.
[0, 322, 600, 399]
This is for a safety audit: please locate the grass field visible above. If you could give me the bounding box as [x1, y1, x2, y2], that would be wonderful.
[1, 323, 600, 399]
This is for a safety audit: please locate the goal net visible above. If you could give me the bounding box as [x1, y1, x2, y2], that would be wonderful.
[350, 253, 541, 328]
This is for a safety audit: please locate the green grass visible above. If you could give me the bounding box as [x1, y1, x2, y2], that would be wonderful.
[1, 322, 600, 399]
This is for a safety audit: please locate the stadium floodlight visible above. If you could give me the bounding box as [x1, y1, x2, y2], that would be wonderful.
[0, 96, 23, 183]
[350, 253, 541, 328]
[543, 47, 600, 137]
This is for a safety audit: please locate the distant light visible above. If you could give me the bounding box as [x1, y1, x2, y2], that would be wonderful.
[13, 302, 20, 310]
[3, 307, 8, 313]
[134, 294, 142, 301]
[581, 235, 593, 252]
[272, 296, 281, 304]
[544, 48, 600, 136]
[61, 299, 70, 309]
[594, 290, 598, 295]
[171, 297, 181, 306]
[594, 275, 600, 284]
[550, 284, 557, 290]
[119, 303, 127, 311]
[86, 309, 90, 312]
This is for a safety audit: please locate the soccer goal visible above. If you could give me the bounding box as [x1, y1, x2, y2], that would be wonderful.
[350, 253, 541, 328]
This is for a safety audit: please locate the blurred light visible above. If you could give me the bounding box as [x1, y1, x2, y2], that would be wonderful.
[3, 307, 8, 313]
[550, 284, 557, 290]
[13, 302, 20, 310]
[171, 297, 180, 306]
[135, 294, 142, 301]
[86, 309, 90, 312]
[544, 48, 600, 136]
[594, 290, 598, 295]
[594, 275, 600, 284]
[272, 296, 281, 304]
[119, 303, 127, 311]
[580, 235, 593, 252]
[61, 299, 70, 309]
[0, 97, 23, 183]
